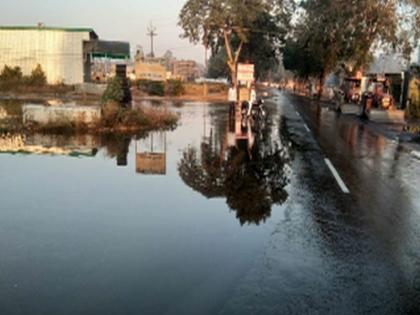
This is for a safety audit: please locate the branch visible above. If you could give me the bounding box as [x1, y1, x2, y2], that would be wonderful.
[223, 28, 234, 64]
[234, 40, 244, 64]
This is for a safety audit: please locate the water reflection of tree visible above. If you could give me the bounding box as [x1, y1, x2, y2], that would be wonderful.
[178, 117, 291, 225]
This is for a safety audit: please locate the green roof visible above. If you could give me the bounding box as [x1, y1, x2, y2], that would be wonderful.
[0, 25, 97, 36]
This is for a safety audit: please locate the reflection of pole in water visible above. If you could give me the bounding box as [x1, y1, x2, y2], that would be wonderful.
[135, 132, 167, 175]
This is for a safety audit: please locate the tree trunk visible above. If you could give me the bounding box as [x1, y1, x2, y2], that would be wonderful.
[318, 70, 326, 99]
[223, 29, 244, 102]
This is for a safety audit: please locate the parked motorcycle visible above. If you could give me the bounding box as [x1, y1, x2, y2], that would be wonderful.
[241, 99, 267, 131]
[250, 99, 266, 120]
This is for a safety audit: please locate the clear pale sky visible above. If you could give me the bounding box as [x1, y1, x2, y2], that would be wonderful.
[0, 0, 204, 62]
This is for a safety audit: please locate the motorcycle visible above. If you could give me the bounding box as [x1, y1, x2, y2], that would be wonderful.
[241, 99, 267, 131]
[250, 99, 266, 120]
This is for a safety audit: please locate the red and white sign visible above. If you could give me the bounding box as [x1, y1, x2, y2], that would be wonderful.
[237, 63, 255, 83]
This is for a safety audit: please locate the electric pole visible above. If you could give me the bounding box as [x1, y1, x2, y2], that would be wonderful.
[147, 23, 157, 58]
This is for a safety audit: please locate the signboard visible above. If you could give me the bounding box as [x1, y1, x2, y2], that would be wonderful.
[239, 87, 250, 102]
[237, 63, 255, 83]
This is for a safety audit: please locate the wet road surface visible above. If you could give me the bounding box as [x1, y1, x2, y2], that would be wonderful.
[0, 93, 419, 314]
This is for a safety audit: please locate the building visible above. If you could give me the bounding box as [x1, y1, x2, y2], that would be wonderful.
[171, 60, 200, 81]
[0, 25, 129, 85]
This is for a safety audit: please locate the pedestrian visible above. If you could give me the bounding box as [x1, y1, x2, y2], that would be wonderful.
[248, 84, 257, 117]
[228, 84, 237, 116]
[228, 84, 237, 104]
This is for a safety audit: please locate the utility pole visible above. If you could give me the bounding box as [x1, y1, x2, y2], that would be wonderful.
[147, 23, 157, 58]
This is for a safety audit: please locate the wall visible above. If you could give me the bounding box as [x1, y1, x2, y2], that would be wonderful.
[0, 29, 91, 84]
[22, 104, 101, 127]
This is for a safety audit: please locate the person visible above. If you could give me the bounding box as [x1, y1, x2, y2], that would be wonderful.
[228, 84, 237, 104]
[248, 84, 257, 116]
[228, 84, 237, 117]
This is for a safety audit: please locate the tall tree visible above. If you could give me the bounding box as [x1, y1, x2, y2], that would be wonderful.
[179, 0, 291, 89]
[207, 11, 287, 81]
[284, 0, 420, 98]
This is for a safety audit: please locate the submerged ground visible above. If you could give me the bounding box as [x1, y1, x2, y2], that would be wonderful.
[0, 92, 419, 315]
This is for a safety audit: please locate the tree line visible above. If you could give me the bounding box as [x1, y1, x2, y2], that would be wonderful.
[179, 0, 419, 95]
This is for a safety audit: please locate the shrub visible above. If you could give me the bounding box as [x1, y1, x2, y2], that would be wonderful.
[102, 77, 125, 104]
[136, 79, 165, 96]
[101, 101, 122, 127]
[25, 64, 47, 86]
[165, 79, 185, 96]
[0, 65, 23, 83]
[147, 81, 165, 96]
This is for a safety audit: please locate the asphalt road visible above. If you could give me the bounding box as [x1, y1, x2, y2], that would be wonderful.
[218, 91, 420, 315]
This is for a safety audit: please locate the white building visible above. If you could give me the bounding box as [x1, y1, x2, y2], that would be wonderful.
[0, 25, 130, 85]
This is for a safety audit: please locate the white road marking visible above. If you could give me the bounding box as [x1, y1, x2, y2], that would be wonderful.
[324, 158, 350, 194]
[304, 124, 310, 132]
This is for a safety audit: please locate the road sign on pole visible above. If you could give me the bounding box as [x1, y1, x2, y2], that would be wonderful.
[237, 63, 255, 83]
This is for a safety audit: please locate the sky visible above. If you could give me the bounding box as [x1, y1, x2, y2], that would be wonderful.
[0, 0, 204, 62]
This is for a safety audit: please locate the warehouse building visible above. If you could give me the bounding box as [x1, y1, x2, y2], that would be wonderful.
[0, 25, 129, 85]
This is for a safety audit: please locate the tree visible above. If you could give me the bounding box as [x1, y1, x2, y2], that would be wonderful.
[284, 0, 420, 98]
[26, 64, 47, 86]
[178, 111, 291, 225]
[0, 65, 23, 83]
[179, 0, 291, 90]
[102, 77, 125, 105]
[207, 48, 229, 78]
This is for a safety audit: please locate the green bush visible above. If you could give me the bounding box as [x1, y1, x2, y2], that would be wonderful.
[136, 79, 165, 96]
[147, 81, 165, 96]
[102, 77, 125, 104]
[0, 65, 23, 83]
[165, 79, 185, 96]
[25, 64, 47, 86]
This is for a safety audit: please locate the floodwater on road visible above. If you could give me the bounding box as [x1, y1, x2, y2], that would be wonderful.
[0, 93, 419, 315]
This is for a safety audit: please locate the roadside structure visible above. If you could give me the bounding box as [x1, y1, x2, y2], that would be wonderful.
[171, 60, 201, 81]
[0, 24, 130, 85]
[365, 54, 407, 106]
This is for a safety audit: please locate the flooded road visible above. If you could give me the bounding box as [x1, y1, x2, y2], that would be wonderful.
[0, 93, 420, 314]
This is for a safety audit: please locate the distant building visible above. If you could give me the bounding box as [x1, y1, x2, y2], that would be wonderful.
[0, 25, 130, 84]
[366, 54, 407, 76]
[171, 60, 200, 81]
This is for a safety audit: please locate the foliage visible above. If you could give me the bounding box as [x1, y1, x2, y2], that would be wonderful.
[0, 65, 23, 83]
[284, 0, 420, 97]
[239, 12, 287, 81]
[165, 79, 185, 96]
[178, 114, 291, 225]
[25, 64, 47, 86]
[0, 64, 49, 90]
[102, 77, 125, 104]
[206, 11, 287, 81]
[282, 38, 323, 80]
[137, 80, 165, 96]
[101, 101, 122, 126]
[207, 48, 229, 78]
[179, 0, 292, 86]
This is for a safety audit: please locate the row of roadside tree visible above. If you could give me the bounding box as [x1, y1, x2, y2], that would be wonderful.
[179, 0, 419, 100]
